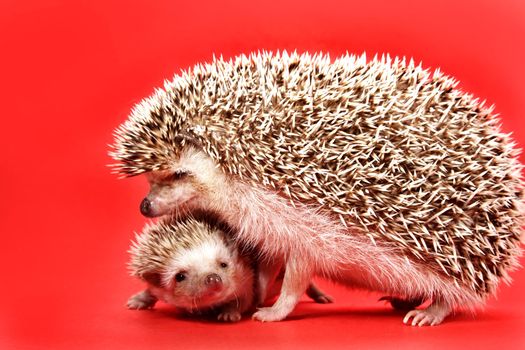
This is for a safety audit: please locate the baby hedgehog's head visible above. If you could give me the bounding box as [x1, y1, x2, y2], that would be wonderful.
[129, 215, 252, 311]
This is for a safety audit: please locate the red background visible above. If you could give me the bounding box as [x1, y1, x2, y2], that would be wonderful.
[1, 0, 525, 349]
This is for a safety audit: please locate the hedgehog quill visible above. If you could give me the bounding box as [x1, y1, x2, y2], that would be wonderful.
[111, 51, 525, 326]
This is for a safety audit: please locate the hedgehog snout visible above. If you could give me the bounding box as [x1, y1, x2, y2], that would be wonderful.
[139, 190, 177, 218]
[140, 197, 154, 217]
[205, 273, 222, 289]
[139, 192, 174, 218]
[142, 179, 202, 217]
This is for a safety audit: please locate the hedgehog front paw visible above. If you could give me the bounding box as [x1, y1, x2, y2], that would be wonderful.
[127, 290, 158, 310]
[403, 302, 451, 326]
[218, 310, 242, 322]
[252, 307, 289, 322]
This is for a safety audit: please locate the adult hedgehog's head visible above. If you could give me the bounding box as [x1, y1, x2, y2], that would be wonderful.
[110, 51, 306, 217]
[109, 66, 226, 217]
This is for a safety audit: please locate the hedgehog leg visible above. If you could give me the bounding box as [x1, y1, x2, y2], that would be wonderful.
[379, 296, 424, 311]
[403, 301, 451, 326]
[256, 260, 283, 306]
[127, 289, 158, 310]
[306, 283, 334, 304]
[253, 257, 311, 322]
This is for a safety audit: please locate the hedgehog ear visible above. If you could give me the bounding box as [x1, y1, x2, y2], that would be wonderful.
[141, 272, 163, 287]
[173, 133, 203, 150]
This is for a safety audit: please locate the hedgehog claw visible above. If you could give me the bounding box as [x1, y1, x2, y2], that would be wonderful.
[403, 302, 451, 326]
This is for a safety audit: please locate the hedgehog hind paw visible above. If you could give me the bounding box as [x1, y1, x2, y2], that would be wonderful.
[402, 302, 451, 326]
[312, 294, 334, 304]
[306, 283, 334, 304]
[379, 296, 425, 311]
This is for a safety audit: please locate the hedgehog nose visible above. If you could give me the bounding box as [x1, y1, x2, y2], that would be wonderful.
[205, 273, 222, 287]
[140, 198, 153, 217]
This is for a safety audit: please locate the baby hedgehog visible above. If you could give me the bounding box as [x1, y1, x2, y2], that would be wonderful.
[111, 51, 525, 326]
[127, 213, 254, 322]
[127, 212, 332, 322]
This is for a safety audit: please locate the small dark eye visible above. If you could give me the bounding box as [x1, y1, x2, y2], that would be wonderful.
[220, 262, 228, 268]
[175, 273, 186, 282]
[170, 170, 189, 181]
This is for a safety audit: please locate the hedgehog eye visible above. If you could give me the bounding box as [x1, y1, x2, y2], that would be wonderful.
[175, 273, 186, 282]
[220, 262, 228, 269]
[169, 170, 189, 181]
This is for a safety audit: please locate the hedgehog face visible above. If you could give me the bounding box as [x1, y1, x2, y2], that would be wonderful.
[151, 234, 247, 310]
[140, 147, 226, 217]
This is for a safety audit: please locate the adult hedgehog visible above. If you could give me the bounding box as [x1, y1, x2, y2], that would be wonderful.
[110, 52, 525, 326]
